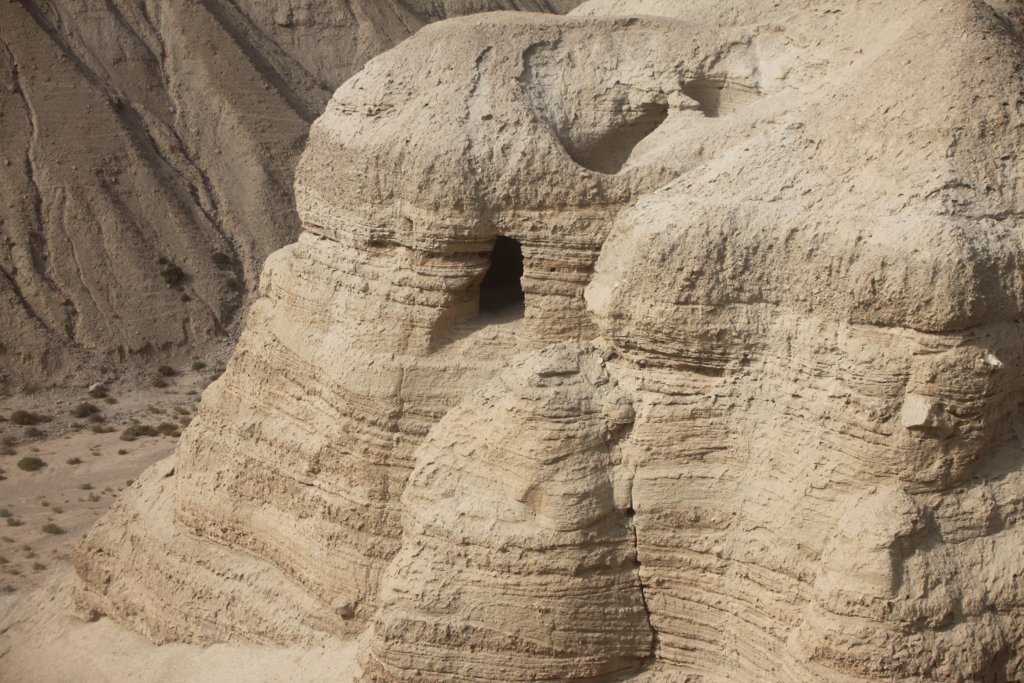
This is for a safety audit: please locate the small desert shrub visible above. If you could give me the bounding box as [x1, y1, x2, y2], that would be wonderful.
[0, 447, 15, 457]
[91, 424, 115, 434]
[66, 457, 83, 465]
[191, 359, 207, 371]
[71, 402, 99, 418]
[32, 562, 46, 571]
[6, 518, 22, 527]
[16, 456, 45, 472]
[126, 479, 134, 486]
[151, 376, 168, 388]
[23, 426, 43, 438]
[40, 523, 64, 535]
[211, 252, 233, 270]
[173, 406, 190, 415]
[0, 509, 10, 518]
[52, 507, 63, 514]
[120, 424, 158, 441]
[159, 261, 186, 288]
[103, 396, 117, 404]
[156, 422, 179, 436]
[8, 410, 50, 426]
[1, 585, 15, 594]
[88, 385, 109, 399]
[79, 483, 93, 490]
[157, 365, 177, 377]
[0, 436, 15, 447]
[88, 493, 101, 502]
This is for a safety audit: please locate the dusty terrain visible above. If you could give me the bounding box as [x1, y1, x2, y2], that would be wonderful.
[0, 0, 579, 392]
[0, 367, 216, 595]
[3, 0, 1024, 682]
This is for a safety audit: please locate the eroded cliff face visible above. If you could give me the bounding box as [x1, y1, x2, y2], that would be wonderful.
[75, 1, 1024, 681]
[0, 0, 577, 391]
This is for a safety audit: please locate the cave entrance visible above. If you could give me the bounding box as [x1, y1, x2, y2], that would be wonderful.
[480, 236, 525, 316]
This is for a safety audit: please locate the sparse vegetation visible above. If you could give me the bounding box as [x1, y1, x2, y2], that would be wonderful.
[91, 424, 116, 434]
[52, 507, 63, 514]
[0, 447, 15, 457]
[88, 493, 101, 502]
[41, 523, 65, 535]
[1, 436, 16, 447]
[157, 365, 178, 377]
[103, 396, 117, 404]
[0, 509, 10, 518]
[8, 410, 50, 426]
[67, 457, 83, 465]
[88, 384, 109, 399]
[24, 426, 43, 438]
[6, 518, 22, 527]
[191, 359, 207, 371]
[16, 456, 46, 472]
[32, 562, 46, 571]
[126, 479, 134, 486]
[159, 261, 186, 288]
[211, 252, 233, 270]
[151, 376, 168, 388]
[120, 424, 158, 441]
[156, 422, 180, 437]
[79, 483, 93, 490]
[71, 402, 100, 418]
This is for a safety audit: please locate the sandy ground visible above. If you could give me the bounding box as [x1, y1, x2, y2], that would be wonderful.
[0, 368, 361, 681]
[0, 566, 359, 683]
[0, 369, 217, 596]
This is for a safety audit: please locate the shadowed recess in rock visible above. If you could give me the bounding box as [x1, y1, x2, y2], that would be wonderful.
[480, 236, 525, 315]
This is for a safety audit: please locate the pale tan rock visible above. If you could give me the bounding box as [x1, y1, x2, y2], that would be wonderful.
[71, 1, 1024, 682]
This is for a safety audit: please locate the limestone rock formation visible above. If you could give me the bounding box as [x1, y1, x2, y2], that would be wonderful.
[0, 0, 577, 391]
[74, 1, 1024, 681]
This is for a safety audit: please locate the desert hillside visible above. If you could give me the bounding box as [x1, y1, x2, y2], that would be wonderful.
[1, 0, 1024, 682]
[0, 0, 578, 392]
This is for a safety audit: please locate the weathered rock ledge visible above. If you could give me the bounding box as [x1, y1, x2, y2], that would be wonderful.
[75, 1, 1024, 681]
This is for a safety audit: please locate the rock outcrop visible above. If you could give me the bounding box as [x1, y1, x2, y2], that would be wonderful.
[0, 0, 577, 391]
[75, 1, 1024, 681]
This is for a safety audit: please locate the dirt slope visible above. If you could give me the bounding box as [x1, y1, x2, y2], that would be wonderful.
[0, 0, 578, 393]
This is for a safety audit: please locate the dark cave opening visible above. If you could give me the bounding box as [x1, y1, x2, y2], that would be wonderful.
[480, 236, 525, 315]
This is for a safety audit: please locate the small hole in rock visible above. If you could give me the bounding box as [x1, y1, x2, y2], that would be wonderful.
[480, 236, 524, 316]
